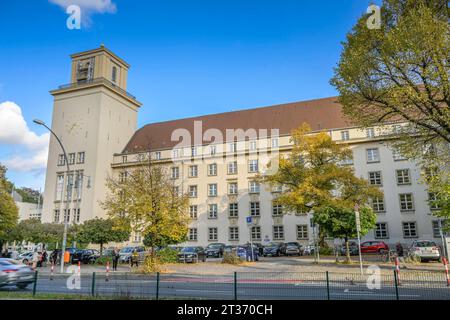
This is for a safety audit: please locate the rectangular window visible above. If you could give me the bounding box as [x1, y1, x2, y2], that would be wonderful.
[432, 220, 445, 238]
[249, 140, 257, 151]
[228, 182, 238, 195]
[372, 197, 385, 212]
[208, 227, 218, 241]
[57, 154, 65, 166]
[191, 146, 197, 157]
[208, 204, 218, 219]
[341, 130, 350, 141]
[297, 225, 308, 240]
[210, 145, 216, 155]
[374, 223, 388, 239]
[208, 163, 217, 176]
[74, 208, 80, 223]
[122, 155, 127, 163]
[172, 149, 180, 159]
[229, 203, 238, 217]
[272, 203, 283, 216]
[55, 174, 64, 201]
[399, 193, 414, 211]
[250, 202, 260, 216]
[366, 148, 380, 163]
[428, 192, 440, 210]
[188, 185, 198, 198]
[229, 142, 237, 153]
[63, 209, 70, 223]
[368, 171, 382, 186]
[272, 184, 283, 192]
[396, 169, 411, 185]
[189, 205, 198, 219]
[68, 153, 75, 165]
[66, 173, 74, 200]
[251, 226, 261, 241]
[366, 128, 375, 138]
[155, 151, 161, 160]
[229, 227, 239, 241]
[74, 170, 83, 200]
[249, 181, 260, 193]
[173, 186, 180, 195]
[227, 161, 238, 174]
[77, 152, 85, 164]
[271, 138, 279, 148]
[393, 150, 406, 161]
[402, 222, 417, 238]
[171, 167, 179, 179]
[119, 171, 128, 183]
[188, 228, 197, 241]
[189, 165, 198, 178]
[53, 209, 60, 223]
[273, 226, 284, 240]
[208, 183, 218, 197]
[248, 159, 259, 173]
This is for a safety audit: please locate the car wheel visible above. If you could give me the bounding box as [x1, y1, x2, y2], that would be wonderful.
[23, 259, 28, 264]
[16, 283, 28, 289]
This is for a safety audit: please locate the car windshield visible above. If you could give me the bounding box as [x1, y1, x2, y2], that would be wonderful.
[120, 247, 133, 253]
[265, 242, 278, 247]
[286, 243, 298, 246]
[0, 260, 13, 266]
[181, 247, 196, 253]
[415, 241, 437, 247]
[207, 244, 222, 249]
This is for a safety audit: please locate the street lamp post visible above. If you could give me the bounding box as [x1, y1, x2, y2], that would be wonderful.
[33, 119, 71, 273]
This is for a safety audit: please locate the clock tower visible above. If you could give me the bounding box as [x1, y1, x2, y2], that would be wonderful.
[41, 46, 142, 224]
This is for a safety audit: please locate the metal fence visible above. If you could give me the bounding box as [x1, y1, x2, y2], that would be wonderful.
[13, 270, 450, 300]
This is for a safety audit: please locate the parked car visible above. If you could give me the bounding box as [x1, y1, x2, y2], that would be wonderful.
[0, 258, 35, 289]
[360, 241, 389, 254]
[119, 246, 146, 263]
[223, 245, 237, 254]
[178, 247, 206, 263]
[302, 245, 319, 255]
[263, 242, 283, 257]
[72, 249, 100, 264]
[252, 243, 264, 256]
[205, 243, 226, 258]
[409, 240, 441, 262]
[340, 241, 359, 256]
[17, 252, 33, 265]
[280, 242, 302, 256]
[236, 245, 259, 261]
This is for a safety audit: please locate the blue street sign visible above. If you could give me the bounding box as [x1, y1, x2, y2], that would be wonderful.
[246, 216, 252, 224]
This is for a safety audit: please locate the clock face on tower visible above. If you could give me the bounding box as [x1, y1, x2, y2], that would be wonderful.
[65, 115, 84, 136]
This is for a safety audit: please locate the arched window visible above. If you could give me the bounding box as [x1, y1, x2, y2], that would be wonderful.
[112, 66, 117, 83]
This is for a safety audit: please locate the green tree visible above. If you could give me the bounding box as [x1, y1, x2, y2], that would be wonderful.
[101, 156, 190, 271]
[260, 124, 382, 246]
[0, 164, 18, 248]
[313, 206, 377, 262]
[78, 218, 130, 255]
[331, 0, 450, 218]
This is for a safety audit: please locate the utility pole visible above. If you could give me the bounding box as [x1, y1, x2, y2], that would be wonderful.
[355, 204, 363, 275]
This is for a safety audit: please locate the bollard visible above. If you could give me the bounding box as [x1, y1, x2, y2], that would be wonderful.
[326, 271, 330, 300]
[91, 272, 96, 297]
[394, 257, 401, 286]
[77, 261, 81, 275]
[32, 270, 38, 297]
[106, 261, 110, 282]
[234, 272, 237, 301]
[50, 262, 54, 281]
[156, 272, 160, 300]
[443, 257, 450, 286]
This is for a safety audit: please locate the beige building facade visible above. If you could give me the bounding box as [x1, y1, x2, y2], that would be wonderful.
[41, 47, 444, 248]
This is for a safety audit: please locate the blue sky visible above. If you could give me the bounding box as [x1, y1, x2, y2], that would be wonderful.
[0, 0, 381, 190]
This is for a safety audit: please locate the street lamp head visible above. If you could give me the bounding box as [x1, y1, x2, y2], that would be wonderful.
[33, 119, 46, 126]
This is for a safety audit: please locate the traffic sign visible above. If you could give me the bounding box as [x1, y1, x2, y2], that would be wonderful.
[246, 216, 252, 224]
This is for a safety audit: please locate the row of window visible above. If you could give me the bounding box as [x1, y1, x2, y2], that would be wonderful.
[55, 171, 85, 202]
[170, 160, 258, 179]
[371, 192, 439, 213]
[187, 181, 263, 198]
[58, 152, 85, 166]
[188, 224, 309, 242]
[340, 127, 376, 141]
[53, 208, 81, 223]
[374, 221, 445, 239]
[189, 202, 285, 219]
[368, 169, 413, 186]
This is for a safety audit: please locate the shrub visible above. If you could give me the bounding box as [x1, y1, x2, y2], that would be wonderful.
[222, 252, 243, 265]
[95, 255, 112, 266]
[319, 247, 334, 256]
[157, 248, 179, 264]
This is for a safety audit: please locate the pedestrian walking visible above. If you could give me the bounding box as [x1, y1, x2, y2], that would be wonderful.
[32, 249, 39, 269]
[396, 242, 407, 268]
[130, 249, 139, 268]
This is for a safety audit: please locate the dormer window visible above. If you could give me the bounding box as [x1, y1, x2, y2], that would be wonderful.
[112, 66, 117, 83]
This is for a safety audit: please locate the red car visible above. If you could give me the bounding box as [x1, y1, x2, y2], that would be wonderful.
[360, 241, 389, 254]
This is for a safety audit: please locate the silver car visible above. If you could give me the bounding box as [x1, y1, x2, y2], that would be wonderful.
[0, 258, 35, 289]
[410, 240, 441, 262]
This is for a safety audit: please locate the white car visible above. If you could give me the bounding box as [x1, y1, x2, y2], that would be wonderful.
[409, 240, 441, 262]
[17, 252, 34, 265]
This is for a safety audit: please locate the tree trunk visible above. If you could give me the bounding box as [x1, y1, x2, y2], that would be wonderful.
[345, 237, 351, 263]
[100, 243, 103, 256]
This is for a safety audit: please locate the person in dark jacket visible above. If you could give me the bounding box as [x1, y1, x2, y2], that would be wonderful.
[112, 248, 120, 271]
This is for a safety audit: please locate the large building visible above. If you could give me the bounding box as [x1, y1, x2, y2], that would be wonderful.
[42, 47, 443, 247]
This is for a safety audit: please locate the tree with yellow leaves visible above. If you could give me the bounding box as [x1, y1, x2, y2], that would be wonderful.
[261, 124, 382, 261]
[101, 156, 190, 271]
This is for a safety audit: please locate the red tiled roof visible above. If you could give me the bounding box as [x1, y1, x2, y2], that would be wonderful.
[122, 96, 352, 153]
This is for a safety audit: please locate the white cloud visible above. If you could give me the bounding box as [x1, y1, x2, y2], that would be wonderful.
[49, 0, 117, 14]
[0, 101, 49, 173]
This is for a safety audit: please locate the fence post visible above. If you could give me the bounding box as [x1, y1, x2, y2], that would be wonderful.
[32, 270, 38, 297]
[326, 271, 330, 300]
[91, 272, 96, 297]
[393, 270, 399, 300]
[234, 272, 237, 301]
[156, 272, 160, 300]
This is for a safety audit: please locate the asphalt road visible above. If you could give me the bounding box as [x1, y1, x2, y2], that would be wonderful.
[1, 273, 450, 300]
